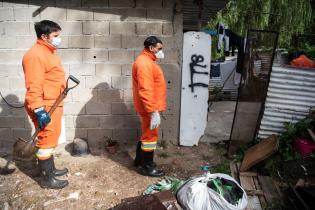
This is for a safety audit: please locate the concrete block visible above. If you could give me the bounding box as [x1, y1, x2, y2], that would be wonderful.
[95, 8, 146, 21]
[163, 23, 174, 35]
[97, 89, 123, 102]
[100, 115, 124, 129]
[0, 65, 23, 77]
[161, 128, 177, 142]
[94, 36, 121, 49]
[58, 36, 69, 49]
[121, 35, 144, 49]
[57, 49, 82, 64]
[0, 91, 25, 104]
[112, 129, 138, 141]
[64, 115, 74, 128]
[63, 102, 86, 115]
[110, 22, 135, 35]
[72, 89, 96, 102]
[0, 104, 10, 116]
[123, 89, 133, 102]
[0, 37, 16, 49]
[83, 49, 108, 63]
[65, 128, 88, 141]
[87, 129, 112, 142]
[136, 22, 163, 35]
[0, 50, 26, 64]
[109, 0, 135, 7]
[13, 7, 41, 21]
[0, 116, 25, 128]
[56, 0, 81, 7]
[24, 116, 35, 129]
[69, 64, 95, 76]
[29, 0, 56, 7]
[67, 8, 93, 21]
[94, 8, 123, 21]
[111, 102, 135, 115]
[9, 77, 25, 90]
[111, 76, 132, 89]
[15, 36, 37, 49]
[160, 49, 179, 63]
[121, 64, 132, 76]
[122, 115, 140, 128]
[0, 8, 14, 21]
[160, 36, 177, 49]
[68, 36, 94, 48]
[75, 115, 100, 128]
[12, 128, 32, 140]
[41, 7, 67, 20]
[95, 64, 121, 77]
[109, 50, 134, 63]
[57, 22, 82, 35]
[2, 1, 28, 7]
[10, 106, 27, 117]
[160, 114, 178, 131]
[163, 0, 182, 10]
[0, 22, 30, 35]
[83, 21, 109, 35]
[147, 9, 173, 22]
[0, 128, 12, 141]
[86, 101, 111, 114]
[86, 76, 111, 89]
[82, 0, 109, 7]
[137, 0, 162, 8]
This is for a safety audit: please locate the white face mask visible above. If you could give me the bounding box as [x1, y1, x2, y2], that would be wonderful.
[51, 37, 61, 48]
[155, 50, 164, 59]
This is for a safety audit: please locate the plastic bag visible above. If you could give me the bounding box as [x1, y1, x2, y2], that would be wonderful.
[143, 176, 186, 195]
[176, 172, 248, 210]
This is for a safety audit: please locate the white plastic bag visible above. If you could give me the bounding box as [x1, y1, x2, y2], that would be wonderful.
[176, 172, 248, 210]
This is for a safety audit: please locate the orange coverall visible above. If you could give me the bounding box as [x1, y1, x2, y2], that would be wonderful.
[132, 49, 167, 151]
[22, 39, 65, 160]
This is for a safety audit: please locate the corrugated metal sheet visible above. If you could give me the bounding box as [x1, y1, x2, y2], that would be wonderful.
[258, 66, 315, 139]
[184, 0, 228, 30]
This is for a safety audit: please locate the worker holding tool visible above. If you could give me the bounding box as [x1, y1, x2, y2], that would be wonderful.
[22, 20, 68, 189]
[132, 36, 167, 177]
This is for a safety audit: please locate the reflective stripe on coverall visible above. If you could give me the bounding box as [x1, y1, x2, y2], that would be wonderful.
[132, 49, 167, 152]
[22, 39, 65, 160]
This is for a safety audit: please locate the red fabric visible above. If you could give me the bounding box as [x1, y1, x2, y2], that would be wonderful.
[290, 54, 315, 68]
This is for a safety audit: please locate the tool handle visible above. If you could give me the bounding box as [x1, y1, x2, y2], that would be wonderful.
[30, 92, 66, 145]
[29, 76, 79, 145]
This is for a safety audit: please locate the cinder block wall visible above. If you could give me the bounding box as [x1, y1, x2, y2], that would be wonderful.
[0, 0, 183, 151]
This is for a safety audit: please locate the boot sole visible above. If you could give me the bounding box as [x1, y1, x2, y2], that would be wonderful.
[40, 181, 69, 189]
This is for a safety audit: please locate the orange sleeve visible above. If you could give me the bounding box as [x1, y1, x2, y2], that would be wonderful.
[136, 60, 156, 113]
[22, 55, 45, 110]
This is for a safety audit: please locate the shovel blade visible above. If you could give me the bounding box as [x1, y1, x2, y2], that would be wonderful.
[13, 138, 36, 161]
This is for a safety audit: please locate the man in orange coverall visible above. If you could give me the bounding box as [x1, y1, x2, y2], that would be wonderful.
[132, 36, 167, 177]
[22, 20, 68, 189]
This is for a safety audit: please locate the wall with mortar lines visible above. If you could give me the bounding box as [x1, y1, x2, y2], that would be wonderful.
[0, 0, 183, 151]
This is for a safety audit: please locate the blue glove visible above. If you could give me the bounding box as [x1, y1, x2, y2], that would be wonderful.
[34, 107, 51, 130]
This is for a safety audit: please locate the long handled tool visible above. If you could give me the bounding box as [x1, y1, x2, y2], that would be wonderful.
[13, 75, 80, 161]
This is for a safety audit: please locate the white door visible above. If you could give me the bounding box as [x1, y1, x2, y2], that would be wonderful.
[180, 32, 211, 146]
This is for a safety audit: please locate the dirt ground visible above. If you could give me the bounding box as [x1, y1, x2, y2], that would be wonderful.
[0, 141, 228, 210]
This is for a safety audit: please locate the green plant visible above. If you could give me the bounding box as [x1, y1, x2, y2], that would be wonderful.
[206, 0, 314, 48]
[212, 159, 231, 174]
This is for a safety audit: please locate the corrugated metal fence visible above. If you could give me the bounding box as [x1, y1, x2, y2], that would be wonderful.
[258, 66, 315, 139]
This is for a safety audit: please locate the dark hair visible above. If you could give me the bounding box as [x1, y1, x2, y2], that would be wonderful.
[144, 36, 162, 49]
[34, 20, 61, 39]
